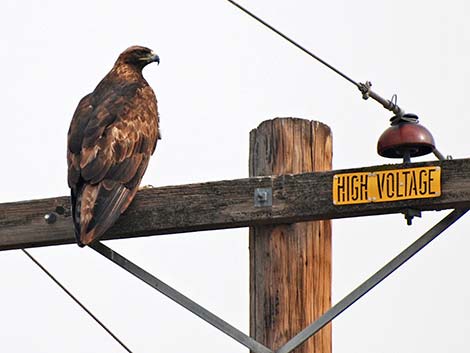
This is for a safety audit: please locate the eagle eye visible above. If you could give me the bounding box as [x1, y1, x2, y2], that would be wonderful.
[137, 49, 149, 57]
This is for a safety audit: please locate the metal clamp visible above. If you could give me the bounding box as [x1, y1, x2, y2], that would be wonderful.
[254, 188, 272, 207]
[359, 81, 405, 117]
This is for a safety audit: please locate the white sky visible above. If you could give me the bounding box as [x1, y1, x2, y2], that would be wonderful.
[2, 0, 470, 352]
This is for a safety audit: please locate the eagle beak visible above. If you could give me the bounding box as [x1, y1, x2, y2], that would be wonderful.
[150, 52, 160, 65]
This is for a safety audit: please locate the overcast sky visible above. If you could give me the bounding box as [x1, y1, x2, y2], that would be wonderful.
[2, 0, 470, 352]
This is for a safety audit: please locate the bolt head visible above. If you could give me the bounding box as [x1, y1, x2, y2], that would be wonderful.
[44, 213, 57, 224]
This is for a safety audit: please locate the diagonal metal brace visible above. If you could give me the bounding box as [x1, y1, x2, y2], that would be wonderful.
[276, 208, 468, 353]
[90, 241, 273, 353]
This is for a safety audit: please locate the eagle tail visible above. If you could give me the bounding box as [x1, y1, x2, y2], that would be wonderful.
[71, 185, 85, 247]
[72, 180, 137, 246]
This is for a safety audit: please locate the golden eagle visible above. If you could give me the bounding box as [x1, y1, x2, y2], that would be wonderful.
[67, 46, 160, 246]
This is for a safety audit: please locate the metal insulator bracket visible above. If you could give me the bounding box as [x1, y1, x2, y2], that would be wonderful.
[359, 81, 405, 117]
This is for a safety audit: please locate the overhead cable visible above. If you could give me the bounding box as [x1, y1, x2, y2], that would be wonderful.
[226, 0, 405, 117]
[22, 249, 133, 353]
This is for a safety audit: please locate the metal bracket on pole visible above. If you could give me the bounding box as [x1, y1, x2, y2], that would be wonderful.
[254, 187, 272, 207]
[276, 208, 468, 353]
[90, 242, 273, 353]
[90, 208, 467, 353]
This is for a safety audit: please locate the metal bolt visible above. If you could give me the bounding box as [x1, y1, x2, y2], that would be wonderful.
[403, 208, 421, 226]
[55, 206, 65, 215]
[254, 188, 272, 207]
[257, 190, 268, 201]
[44, 212, 57, 224]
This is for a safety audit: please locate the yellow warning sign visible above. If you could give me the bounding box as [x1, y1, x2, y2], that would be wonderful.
[332, 166, 441, 205]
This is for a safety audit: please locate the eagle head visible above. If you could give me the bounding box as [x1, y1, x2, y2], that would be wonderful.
[116, 45, 160, 69]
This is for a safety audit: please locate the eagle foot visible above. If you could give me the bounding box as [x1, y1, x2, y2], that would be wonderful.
[139, 184, 154, 190]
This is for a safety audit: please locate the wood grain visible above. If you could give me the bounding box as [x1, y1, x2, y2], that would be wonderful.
[249, 118, 332, 353]
[1, 154, 470, 251]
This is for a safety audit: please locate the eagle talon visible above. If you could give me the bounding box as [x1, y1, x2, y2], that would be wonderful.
[139, 184, 154, 190]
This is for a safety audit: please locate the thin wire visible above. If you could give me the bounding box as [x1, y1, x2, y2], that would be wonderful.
[21, 249, 133, 353]
[226, 0, 360, 88]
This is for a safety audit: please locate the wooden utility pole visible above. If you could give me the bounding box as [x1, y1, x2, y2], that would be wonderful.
[249, 118, 332, 353]
[0, 119, 468, 353]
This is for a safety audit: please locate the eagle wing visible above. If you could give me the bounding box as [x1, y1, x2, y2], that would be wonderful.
[67, 83, 158, 246]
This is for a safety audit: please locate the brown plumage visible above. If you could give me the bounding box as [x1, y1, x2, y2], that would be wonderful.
[67, 46, 160, 246]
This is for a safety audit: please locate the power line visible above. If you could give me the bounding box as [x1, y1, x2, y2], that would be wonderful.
[22, 249, 133, 353]
[226, 0, 360, 88]
[226, 0, 405, 117]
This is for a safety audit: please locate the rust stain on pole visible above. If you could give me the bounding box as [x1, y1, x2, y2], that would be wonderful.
[249, 118, 332, 353]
